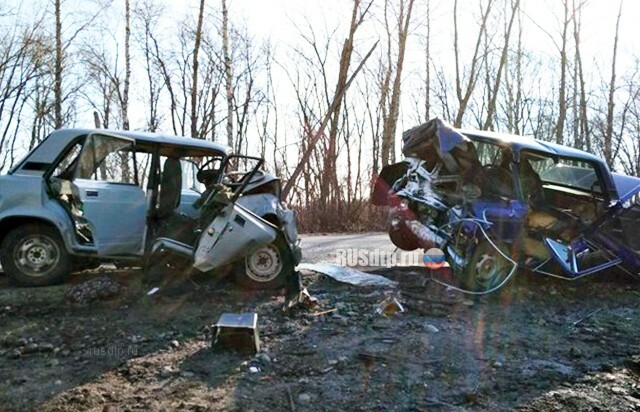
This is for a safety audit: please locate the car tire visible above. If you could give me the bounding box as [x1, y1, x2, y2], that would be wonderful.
[0, 224, 70, 287]
[234, 233, 293, 290]
[459, 240, 515, 293]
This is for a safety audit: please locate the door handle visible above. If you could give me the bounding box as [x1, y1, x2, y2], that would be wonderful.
[86, 190, 99, 198]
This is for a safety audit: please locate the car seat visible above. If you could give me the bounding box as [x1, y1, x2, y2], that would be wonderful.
[157, 157, 182, 218]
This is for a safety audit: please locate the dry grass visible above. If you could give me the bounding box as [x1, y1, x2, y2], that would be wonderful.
[294, 199, 387, 233]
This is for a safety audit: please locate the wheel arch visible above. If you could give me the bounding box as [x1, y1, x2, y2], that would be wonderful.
[0, 216, 64, 247]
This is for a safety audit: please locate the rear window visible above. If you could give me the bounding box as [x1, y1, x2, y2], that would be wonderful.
[526, 154, 602, 193]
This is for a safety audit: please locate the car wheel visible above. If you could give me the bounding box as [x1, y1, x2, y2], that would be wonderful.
[235, 233, 293, 290]
[459, 240, 514, 293]
[0, 224, 70, 286]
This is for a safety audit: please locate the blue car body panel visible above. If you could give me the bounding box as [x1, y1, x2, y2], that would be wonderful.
[378, 118, 640, 283]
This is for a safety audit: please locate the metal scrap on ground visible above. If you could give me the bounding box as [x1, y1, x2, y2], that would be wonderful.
[297, 263, 397, 287]
[375, 296, 405, 316]
[212, 312, 260, 354]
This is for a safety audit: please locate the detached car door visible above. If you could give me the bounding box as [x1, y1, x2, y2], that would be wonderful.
[73, 133, 147, 256]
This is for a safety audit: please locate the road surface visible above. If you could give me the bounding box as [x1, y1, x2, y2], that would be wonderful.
[299, 232, 396, 264]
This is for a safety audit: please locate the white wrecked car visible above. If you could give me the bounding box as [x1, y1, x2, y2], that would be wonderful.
[0, 129, 300, 288]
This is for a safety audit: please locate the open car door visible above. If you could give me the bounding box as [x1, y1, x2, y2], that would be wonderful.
[542, 198, 640, 278]
[72, 133, 148, 256]
[192, 155, 277, 272]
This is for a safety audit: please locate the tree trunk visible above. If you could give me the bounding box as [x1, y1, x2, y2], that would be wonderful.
[54, 0, 63, 129]
[572, 0, 590, 151]
[555, 0, 569, 144]
[323, 0, 362, 207]
[604, 1, 623, 166]
[514, 6, 522, 134]
[222, 0, 234, 147]
[424, 0, 431, 121]
[191, 0, 205, 138]
[380, 0, 415, 167]
[122, 0, 131, 130]
[453, 0, 494, 128]
[483, 0, 519, 130]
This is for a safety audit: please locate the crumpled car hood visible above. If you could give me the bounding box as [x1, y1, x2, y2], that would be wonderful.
[402, 118, 469, 157]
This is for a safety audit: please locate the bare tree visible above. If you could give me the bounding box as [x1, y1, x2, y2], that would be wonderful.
[452, 0, 494, 127]
[554, 0, 570, 143]
[0, 19, 50, 170]
[572, 0, 590, 150]
[281, 38, 378, 200]
[122, 0, 131, 130]
[424, 0, 431, 121]
[379, 0, 415, 167]
[322, 0, 373, 206]
[133, 1, 164, 132]
[190, 0, 205, 138]
[503, 0, 524, 134]
[54, 0, 62, 128]
[222, 0, 234, 147]
[483, 0, 519, 130]
[603, 1, 623, 166]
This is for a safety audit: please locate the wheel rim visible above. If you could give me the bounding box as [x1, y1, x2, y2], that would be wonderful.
[245, 244, 283, 283]
[473, 251, 507, 290]
[13, 234, 60, 277]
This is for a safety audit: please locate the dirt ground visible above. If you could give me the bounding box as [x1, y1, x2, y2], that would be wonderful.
[0, 265, 639, 411]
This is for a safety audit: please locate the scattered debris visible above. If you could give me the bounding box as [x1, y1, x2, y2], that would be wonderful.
[146, 287, 160, 296]
[286, 388, 296, 411]
[66, 276, 124, 304]
[310, 308, 336, 317]
[1, 254, 638, 411]
[529, 359, 575, 376]
[284, 287, 319, 312]
[298, 263, 397, 287]
[375, 296, 405, 316]
[297, 393, 311, 404]
[572, 308, 604, 327]
[255, 353, 271, 364]
[212, 313, 260, 354]
[426, 324, 439, 333]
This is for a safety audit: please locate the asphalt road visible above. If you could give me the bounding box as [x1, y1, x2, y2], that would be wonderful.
[299, 232, 396, 264]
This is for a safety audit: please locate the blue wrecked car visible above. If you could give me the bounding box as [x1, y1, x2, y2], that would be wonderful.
[373, 119, 640, 292]
[0, 129, 300, 288]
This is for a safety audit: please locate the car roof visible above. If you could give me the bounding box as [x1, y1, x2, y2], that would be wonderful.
[9, 128, 232, 175]
[458, 129, 603, 164]
[61, 128, 233, 155]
